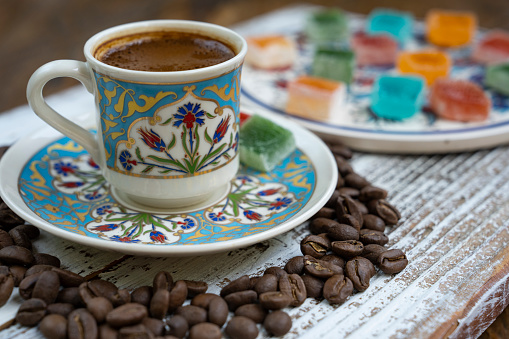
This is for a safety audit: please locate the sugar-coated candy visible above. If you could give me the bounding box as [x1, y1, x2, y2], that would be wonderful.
[312, 47, 355, 83]
[286, 75, 346, 122]
[397, 50, 451, 85]
[245, 35, 296, 70]
[370, 75, 425, 120]
[351, 32, 398, 67]
[429, 78, 490, 122]
[239, 114, 296, 172]
[305, 8, 348, 43]
[426, 9, 477, 47]
[366, 8, 413, 45]
[485, 62, 509, 96]
[472, 30, 509, 65]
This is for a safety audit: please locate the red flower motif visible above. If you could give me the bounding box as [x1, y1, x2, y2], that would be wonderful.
[257, 188, 281, 196]
[213, 115, 231, 143]
[58, 182, 84, 188]
[244, 210, 262, 221]
[150, 231, 167, 243]
[92, 223, 118, 232]
[138, 127, 166, 152]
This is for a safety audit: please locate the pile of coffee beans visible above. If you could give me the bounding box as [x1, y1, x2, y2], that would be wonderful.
[0, 141, 408, 338]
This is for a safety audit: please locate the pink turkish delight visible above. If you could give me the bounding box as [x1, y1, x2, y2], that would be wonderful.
[429, 78, 491, 122]
[351, 32, 398, 66]
[472, 30, 509, 64]
[245, 35, 296, 70]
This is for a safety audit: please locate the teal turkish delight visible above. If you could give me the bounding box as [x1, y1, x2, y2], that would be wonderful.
[367, 8, 414, 45]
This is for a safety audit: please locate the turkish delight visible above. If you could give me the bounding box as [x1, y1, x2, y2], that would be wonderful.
[286, 75, 347, 121]
[472, 30, 509, 64]
[305, 8, 348, 43]
[245, 35, 296, 70]
[485, 62, 509, 96]
[351, 32, 398, 67]
[239, 114, 296, 172]
[370, 75, 425, 120]
[312, 47, 355, 83]
[426, 9, 477, 47]
[429, 78, 491, 122]
[397, 50, 451, 85]
[366, 8, 413, 45]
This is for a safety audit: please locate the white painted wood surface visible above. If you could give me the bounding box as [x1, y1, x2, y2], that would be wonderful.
[1, 5, 509, 338]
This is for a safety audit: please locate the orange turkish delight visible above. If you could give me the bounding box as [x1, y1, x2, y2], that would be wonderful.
[397, 50, 451, 85]
[245, 35, 296, 70]
[426, 9, 477, 47]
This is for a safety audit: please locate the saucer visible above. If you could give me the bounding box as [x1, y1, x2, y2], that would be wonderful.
[0, 110, 336, 256]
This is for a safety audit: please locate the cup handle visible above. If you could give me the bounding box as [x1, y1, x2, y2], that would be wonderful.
[26, 60, 101, 164]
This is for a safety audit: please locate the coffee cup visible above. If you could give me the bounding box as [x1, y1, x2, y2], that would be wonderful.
[27, 20, 247, 210]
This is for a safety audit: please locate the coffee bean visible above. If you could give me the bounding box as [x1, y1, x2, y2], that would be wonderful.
[9, 265, 26, 286]
[359, 186, 388, 201]
[13, 224, 40, 239]
[98, 324, 118, 339]
[355, 200, 369, 215]
[68, 308, 98, 339]
[191, 293, 220, 309]
[25, 264, 53, 277]
[86, 297, 113, 323]
[57, 287, 84, 307]
[51, 267, 85, 287]
[32, 270, 60, 304]
[253, 273, 278, 295]
[220, 275, 250, 297]
[235, 303, 267, 323]
[16, 298, 47, 326]
[19, 271, 42, 299]
[345, 257, 376, 292]
[325, 190, 340, 208]
[367, 199, 401, 225]
[189, 322, 222, 339]
[330, 144, 353, 159]
[0, 229, 13, 249]
[166, 314, 188, 338]
[301, 274, 324, 298]
[327, 223, 359, 241]
[321, 254, 345, 269]
[259, 291, 292, 310]
[344, 172, 370, 189]
[9, 227, 32, 250]
[40, 314, 68, 339]
[142, 317, 165, 337]
[312, 207, 336, 220]
[264, 266, 287, 279]
[361, 244, 387, 264]
[279, 273, 306, 307]
[336, 195, 363, 226]
[87, 279, 118, 300]
[168, 280, 188, 313]
[249, 276, 260, 289]
[378, 249, 408, 274]
[225, 316, 258, 339]
[208, 296, 228, 327]
[303, 255, 343, 279]
[264, 310, 292, 337]
[153, 271, 174, 292]
[337, 214, 361, 232]
[300, 234, 330, 258]
[47, 303, 75, 317]
[337, 187, 360, 199]
[150, 289, 169, 319]
[0, 245, 34, 266]
[309, 217, 338, 235]
[111, 288, 131, 307]
[334, 156, 354, 176]
[336, 174, 345, 189]
[331, 240, 364, 259]
[0, 273, 14, 307]
[323, 274, 354, 304]
[183, 280, 208, 298]
[224, 290, 258, 311]
[34, 253, 61, 267]
[0, 202, 25, 228]
[118, 324, 153, 339]
[131, 285, 153, 307]
[362, 214, 386, 232]
[284, 256, 305, 275]
[175, 305, 207, 327]
[107, 303, 148, 328]
[359, 229, 389, 246]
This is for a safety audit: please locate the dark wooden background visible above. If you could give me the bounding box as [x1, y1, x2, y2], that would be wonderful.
[1, 0, 509, 337]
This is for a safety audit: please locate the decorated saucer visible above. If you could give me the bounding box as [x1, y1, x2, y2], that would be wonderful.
[0, 110, 336, 256]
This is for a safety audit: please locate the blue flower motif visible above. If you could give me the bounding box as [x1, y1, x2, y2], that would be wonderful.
[150, 231, 167, 243]
[173, 103, 206, 129]
[179, 218, 196, 230]
[237, 175, 252, 183]
[85, 192, 103, 201]
[54, 161, 78, 176]
[119, 150, 137, 171]
[209, 212, 226, 222]
[269, 197, 292, 210]
[96, 205, 113, 215]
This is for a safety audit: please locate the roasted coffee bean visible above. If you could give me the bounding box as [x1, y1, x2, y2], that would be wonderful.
[166, 314, 188, 338]
[9, 227, 32, 250]
[338, 214, 361, 231]
[16, 298, 47, 327]
[142, 317, 165, 337]
[336, 195, 363, 226]
[0, 266, 9, 275]
[344, 172, 370, 189]
[86, 297, 113, 323]
[362, 244, 387, 264]
[327, 223, 359, 241]
[87, 279, 118, 300]
[183, 280, 207, 297]
[34, 253, 61, 267]
[303, 255, 343, 279]
[336, 174, 345, 189]
[0, 245, 34, 266]
[68, 308, 98, 339]
[32, 270, 60, 304]
[359, 186, 388, 201]
[110, 287, 131, 308]
[264, 310, 292, 337]
[225, 316, 258, 339]
[118, 324, 153, 339]
[335, 155, 354, 176]
[98, 324, 118, 339]
[13, 224, 40, 239]
[220, 275, 250, 297]
[175, 305, 208, 327]
[0, 229, 14, 248]
[9, 265, 26, 286]
[331, 240, 364, 259]
[362, 214, 386, 232]
[0, 202, 25, 228]
[150, 289, 169, 319]
[259, 291, 292, 310]
[40, 314, 68, 339]
[356, 201, 369, 215]
[168, 280, 188, 313]
[57, 287, 84, 307]
[323, 274, 354, 304]
[47, 303, 75, 317]
[249, 276, 260, 289]
[378, 249, 408, 274]
[25, 264, 53, 277]
[131, 285, 153, 307]
[107, 303, 148, 328]
[253, 273, 278, 295]
[309, 217, 338, 235]
[153, 271, 174, 292]
[79, 282, 95, 305]
[19, 271, 43, 299]
[300, 234, 329, 258]
[51, 267, 85, 287]
[312, 206, 336, 220]
[189, 322, 222, 339]
[359, 229, 389, 246]
[345, 257, 376, 292]
[321, 254, 345, 269]
[329, 144, 353, 159]
[301, 274, 324, 298]
[264, 266, 287, 279]
[191, 293, 220, 309]
[0, 273, 14, 307]
[325, 190, 340, 209]
[279, 273, 306, 306]
[235, 303, 267, 323]
[284, 256, 305, 275]
[224, 289, 258, 311]
[367, 199, 401, 225]
[208, 296, 228, 327]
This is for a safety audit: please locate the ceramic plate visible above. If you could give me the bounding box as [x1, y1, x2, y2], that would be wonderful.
[240, 16, 509, 153]
[0, 110, 336, 256]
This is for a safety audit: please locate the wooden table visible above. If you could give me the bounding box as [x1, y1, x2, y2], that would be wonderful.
[1, 5, 509, 338]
